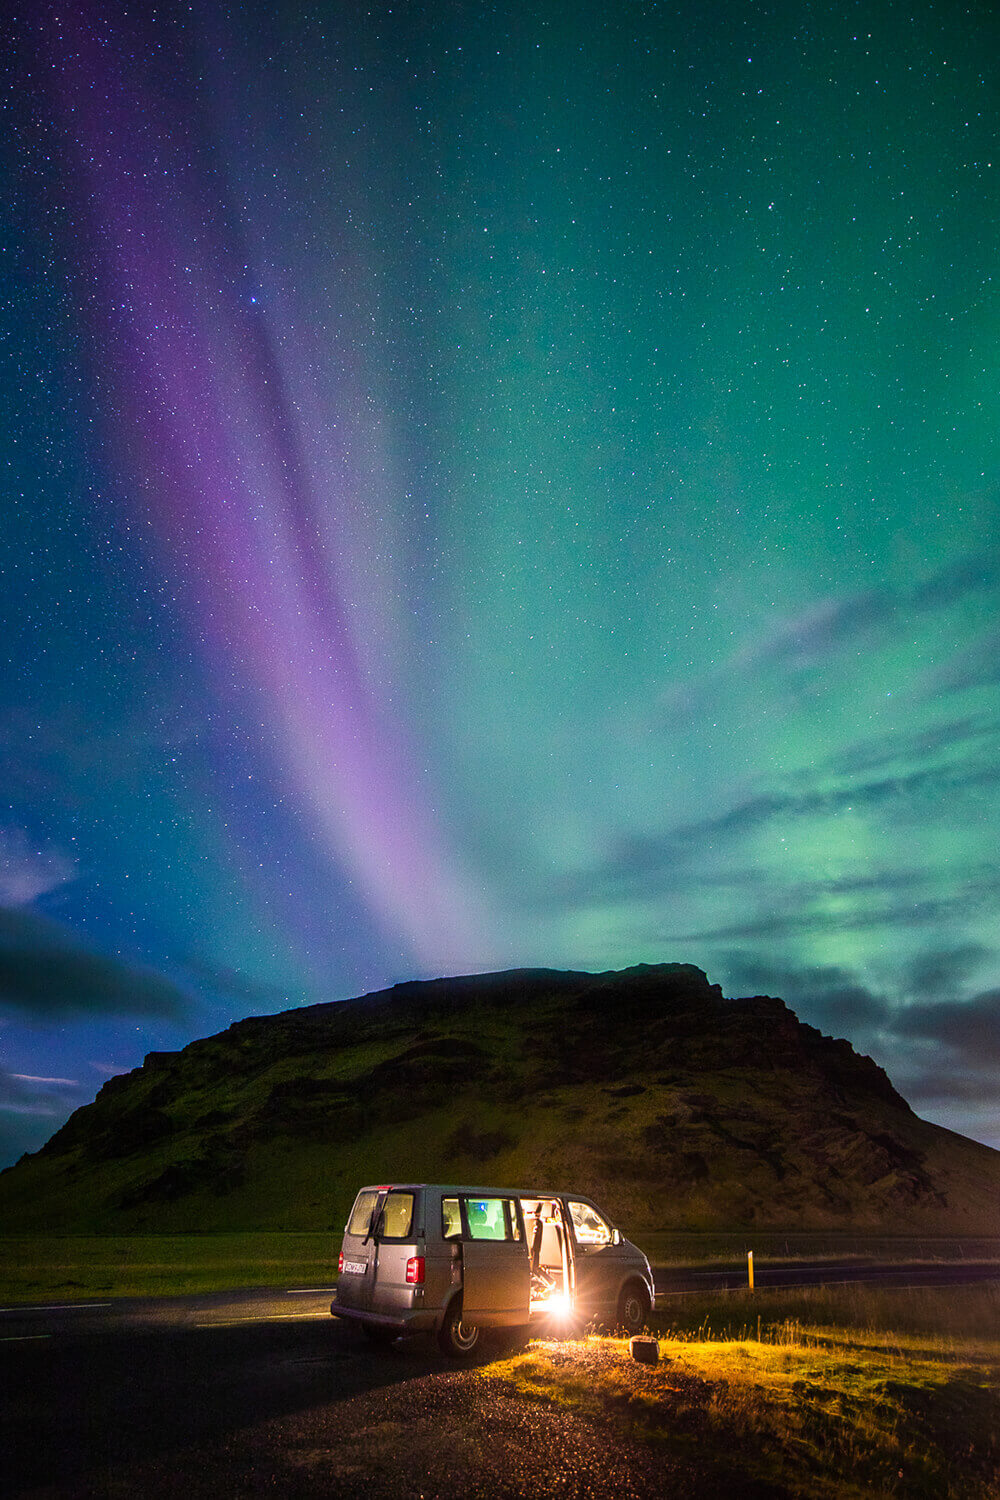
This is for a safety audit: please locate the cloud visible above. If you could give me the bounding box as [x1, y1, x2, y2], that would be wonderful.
[606, 755, 1000, 898]
[672, 887, 995, 946]
[927, 625, 1000, 696]
[0, 907, 189, 1021]
[667, 758, 1000, 851]
[900, 1067, 999, 1106]
[827, 715, 1000, 778]
[892, 990, 1000, 1064]
[745, 591, 892, 672]
[713, 954, 1000, 1141]
[0, 829, 76, 906]
[718, 954, 892, 1034]
[909, 553, 998, 611]
[652, 553, 998, 722]
[903, 944, 992, 1001]
[544, 738, 1000, 921]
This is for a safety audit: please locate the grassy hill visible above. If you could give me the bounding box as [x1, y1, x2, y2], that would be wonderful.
[2, 962, 998, 1235]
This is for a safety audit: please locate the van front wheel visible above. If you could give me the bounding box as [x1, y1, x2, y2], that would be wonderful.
[618, 1282, 650, 1335]
[438, 1300, 481, 1357]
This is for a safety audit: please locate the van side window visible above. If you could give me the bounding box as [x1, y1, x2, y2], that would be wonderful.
[347, 1190, 379, 1236]
[568, 1199, 612, 1246]
[380, 1191, 415, 1239]
[462, 1196, 518, 1241]
[441, 1197, 462, 1238]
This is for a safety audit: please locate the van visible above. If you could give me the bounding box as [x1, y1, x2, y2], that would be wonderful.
[332, 1182, 656, 1356]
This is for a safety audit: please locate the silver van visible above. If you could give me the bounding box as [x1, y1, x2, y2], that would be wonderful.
[332, 1182, 656, 1356]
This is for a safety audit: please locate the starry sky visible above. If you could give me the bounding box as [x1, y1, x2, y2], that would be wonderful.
[2, 0, 999, 1169]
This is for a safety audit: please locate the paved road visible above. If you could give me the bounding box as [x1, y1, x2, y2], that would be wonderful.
[3, 1262, 997, 1497]
[653, 1257, 1000, 1297]
[3, 1259, 999, 1342]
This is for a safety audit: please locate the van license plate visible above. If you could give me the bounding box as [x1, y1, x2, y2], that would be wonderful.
[343, 1259, 367, 1275]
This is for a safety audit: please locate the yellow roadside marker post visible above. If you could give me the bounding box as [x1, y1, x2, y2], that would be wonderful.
[748, 1250, 754, 1291]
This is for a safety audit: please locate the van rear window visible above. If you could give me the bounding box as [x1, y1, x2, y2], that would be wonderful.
[381, 1191, 415, 1239]
[347, 1190, 379, 1237]
[347, 1189, 415, 1240]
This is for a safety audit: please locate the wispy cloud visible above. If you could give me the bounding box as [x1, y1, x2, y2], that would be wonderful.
[671, 877, 1000, 947]
[653, 553, 998, 721]
[0, 1066, 91, 1168]
[667, 758, 1000, 852]
[553, 746, 1000, 912]
[0, 829, 76, 906]
[826, 715, 1000, 778]
[926, 624, 1000, 696]
[714, 955, 999, 1137]
[740, 590, 892, 673]
[0, 1065, 83, 1118]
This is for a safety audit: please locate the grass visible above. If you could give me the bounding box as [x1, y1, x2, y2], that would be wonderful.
[481, 1282, 1000, 1498]
[0, 1233, 335, 1303]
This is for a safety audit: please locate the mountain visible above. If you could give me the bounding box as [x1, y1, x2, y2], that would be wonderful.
[2, 963, 998, 1234]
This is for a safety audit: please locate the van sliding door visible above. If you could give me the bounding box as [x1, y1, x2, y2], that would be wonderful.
[459, 1196, 530, 1325]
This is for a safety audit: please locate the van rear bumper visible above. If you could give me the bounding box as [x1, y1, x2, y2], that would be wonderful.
[330, 1302, 437, 1333]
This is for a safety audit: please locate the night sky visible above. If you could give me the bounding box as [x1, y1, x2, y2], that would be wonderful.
[2, 0, 999, 1169]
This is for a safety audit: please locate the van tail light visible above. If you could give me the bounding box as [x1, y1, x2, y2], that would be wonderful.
[338, 1251, 344, 1274]
[405, 1256, 425, 1285]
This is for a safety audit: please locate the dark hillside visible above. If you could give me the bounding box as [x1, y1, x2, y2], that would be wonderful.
[2, 962, 998, 1234]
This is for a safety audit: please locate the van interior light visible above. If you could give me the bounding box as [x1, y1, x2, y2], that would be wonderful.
[545, 1292, 573, 1318]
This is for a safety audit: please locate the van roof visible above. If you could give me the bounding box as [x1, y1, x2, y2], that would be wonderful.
[355, 1183, 574, 1198]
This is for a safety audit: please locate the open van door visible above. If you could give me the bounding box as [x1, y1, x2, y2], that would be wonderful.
[457, 1194, 530, 1325]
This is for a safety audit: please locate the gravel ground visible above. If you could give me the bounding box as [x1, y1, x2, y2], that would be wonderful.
[11, 1330, 788, 1499]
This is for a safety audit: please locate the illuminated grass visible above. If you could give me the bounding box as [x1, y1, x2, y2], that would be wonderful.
[654, 1277, 1000, 1345]
[0, 1233, 334, 1302]
[483, 1284, 1000, 1498]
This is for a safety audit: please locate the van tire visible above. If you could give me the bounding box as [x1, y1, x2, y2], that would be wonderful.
[438, 1299, 481, 1358]
[618, 1282, 650, 1335]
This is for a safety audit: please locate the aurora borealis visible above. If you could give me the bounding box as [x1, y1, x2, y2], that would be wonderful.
[2, 0, 999, 1166]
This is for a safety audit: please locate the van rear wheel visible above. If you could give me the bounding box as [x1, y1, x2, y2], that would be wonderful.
[438, 1299, 481, 1357]
[618, 1282, 650, 1335]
